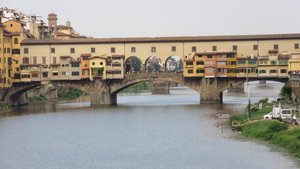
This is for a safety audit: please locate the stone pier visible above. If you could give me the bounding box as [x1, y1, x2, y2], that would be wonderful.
[89, 79, 117, 106]
[200, 78, 222, 104]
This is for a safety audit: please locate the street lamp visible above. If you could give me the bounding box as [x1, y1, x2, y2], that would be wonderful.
[247, 56, 251, 120]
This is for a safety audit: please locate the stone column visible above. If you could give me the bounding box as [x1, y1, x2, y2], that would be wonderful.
[151, 81, 170, 95]
[89, 79, 117, 106]
[200, 78, 222, 104]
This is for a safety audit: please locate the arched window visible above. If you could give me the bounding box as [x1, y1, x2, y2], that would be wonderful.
[14, 38, 19, 44]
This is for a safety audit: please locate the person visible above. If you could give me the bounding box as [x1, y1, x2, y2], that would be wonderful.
[292, 114, 298, 125]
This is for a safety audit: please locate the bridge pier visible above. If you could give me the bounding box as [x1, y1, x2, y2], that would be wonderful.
[151, 81, 170, 95]
[89, 79, 117, 106]
[200, 78, 222, 104]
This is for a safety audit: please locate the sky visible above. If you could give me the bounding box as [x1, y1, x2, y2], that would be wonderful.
[1, 0, 300, 38]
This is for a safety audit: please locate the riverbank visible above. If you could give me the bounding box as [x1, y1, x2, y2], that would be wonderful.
[0, 102, 9, 111]
[230, 99, 300, 158]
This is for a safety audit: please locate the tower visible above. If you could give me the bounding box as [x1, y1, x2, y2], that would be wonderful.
[66, 20, 71, 27]
[47, 13, 57, 33]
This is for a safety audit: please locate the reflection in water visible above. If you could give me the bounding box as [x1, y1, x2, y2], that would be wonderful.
[0, 81, 299, 169]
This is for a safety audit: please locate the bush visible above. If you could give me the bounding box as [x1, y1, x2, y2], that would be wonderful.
[58, 89, 87, 100]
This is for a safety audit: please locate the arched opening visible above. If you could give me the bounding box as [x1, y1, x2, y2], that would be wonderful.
[165, 55, 183, 73]
[14, 38, 19, 44]
[223, 80, 286, 104]
[145, 56, 163, 73]
[125, 56, 142, 73]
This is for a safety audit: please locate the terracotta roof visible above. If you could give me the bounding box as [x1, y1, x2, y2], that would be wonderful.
[48, 13, 57, 16]
[21, 33, 300, 45]
[57, 25, 72, 29]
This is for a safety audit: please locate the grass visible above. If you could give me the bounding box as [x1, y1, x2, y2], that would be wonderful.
[230, 98, 300, 158]
[229, 98, 272, 124]
[58, 88, 87, 100]
[240, 120, 300, 158]
[28, 96, 46, 102]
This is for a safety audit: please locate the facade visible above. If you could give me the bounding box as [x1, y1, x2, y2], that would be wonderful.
[0, 33, 294, 86]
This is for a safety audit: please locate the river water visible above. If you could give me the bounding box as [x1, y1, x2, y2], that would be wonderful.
[0, 82, 299, 169]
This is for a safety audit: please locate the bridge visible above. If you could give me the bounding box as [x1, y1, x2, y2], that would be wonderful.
[2, 72, 288, 106]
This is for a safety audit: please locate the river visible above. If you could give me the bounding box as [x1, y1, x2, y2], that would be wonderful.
[0, 81, 299, 169]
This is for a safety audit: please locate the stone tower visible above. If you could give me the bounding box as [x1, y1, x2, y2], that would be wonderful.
[47, 13, 58, 32]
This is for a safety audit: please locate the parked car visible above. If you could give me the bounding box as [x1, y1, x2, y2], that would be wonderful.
[263, 112, 273, 119]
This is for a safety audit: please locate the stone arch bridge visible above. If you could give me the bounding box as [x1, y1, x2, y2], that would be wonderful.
[3, 73, 288, 106]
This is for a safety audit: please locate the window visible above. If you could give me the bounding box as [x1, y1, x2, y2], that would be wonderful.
[188, 70, 193, 74]
[196, 61, 204, 65]
[151, 47, 156, 53]
[280, 69, 287, 73]
[259, 70, 266, 73]
[186, 62, 193, 66]
[295, 43, 299, 49]
[253, 45, 258, 51]
[217, 68, 225, 73]
[52, 72, 58, 76]
[274, 44, 279, 50]
[51, 48, 55, 53]
[249, 59, 256, 64]
[33, 57, 37, 64]
[12, 49, 20, 54]
[196, 69, 204, 73]
[32, 73, 38, 78]
[112, 63, 121, 67]
[91, 48, 96, 53]
[92, 62, 95, 66]
[7, 48, 10, 53]
[270, 70, 277, 73]
[4, 48, 6, 53]
[207, 55, 213, 58]
[233, 45, 237, 51]
[70, 48, 75, 54]
[131, 47, 136, 53]
[171, 46, 176, 52]
[270, 61, 277, 65]
[111, 47, 116, 53]
[23, 57, 29, 64]
[14, 38, 18, 44]
[72, 71, 80, 76]
[24, 48, 29, 54]
[192, 46, 197, 52]
[212, 46, 217, 51]
[238, 60, 246, 64]
[42, 57, 46, 64]
[42, 72, 48, 78]
[71, 62, 80, 67]
[53, 57, 56, 64]
[62, 72, 67, 76]
[100, 62, 103, 65]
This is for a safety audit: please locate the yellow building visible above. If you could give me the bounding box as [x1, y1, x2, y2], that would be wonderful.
[0, 22, 4, 88]
[3, 20, 24, 83]
[288, 53, 300, 74]
[89, 56, 107, 80]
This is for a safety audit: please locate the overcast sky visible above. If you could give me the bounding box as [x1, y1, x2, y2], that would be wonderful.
[1, 0, 300, 38]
